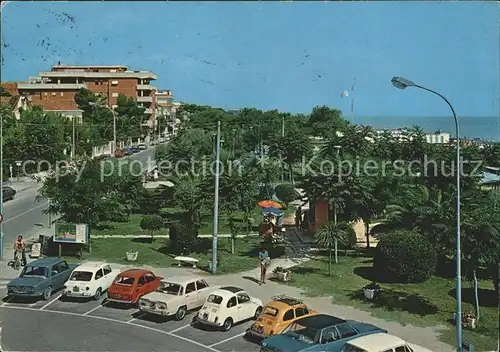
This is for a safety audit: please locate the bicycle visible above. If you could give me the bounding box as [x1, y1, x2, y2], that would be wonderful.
[12, 250, 22, 270]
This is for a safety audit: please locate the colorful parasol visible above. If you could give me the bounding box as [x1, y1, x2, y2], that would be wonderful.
[261, 207, 284, 216]
[258, 200, 283, 209]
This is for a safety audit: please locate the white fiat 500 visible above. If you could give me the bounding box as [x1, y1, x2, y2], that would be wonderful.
[195, 286, 263, 331]
[63, 261, 117, 300]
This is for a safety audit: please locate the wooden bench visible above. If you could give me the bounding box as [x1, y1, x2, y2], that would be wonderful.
[174, 256, 199, 268]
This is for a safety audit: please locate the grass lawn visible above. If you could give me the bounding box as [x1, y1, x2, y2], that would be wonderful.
[285, 252, 498, 350]
[78, 236, 285, 275]
[93, 207, 266, 237]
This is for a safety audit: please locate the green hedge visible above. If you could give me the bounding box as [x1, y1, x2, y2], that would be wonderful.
[374, 229, 437, 283]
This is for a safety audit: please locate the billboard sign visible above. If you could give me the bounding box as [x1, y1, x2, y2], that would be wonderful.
[53, 223, 89, 244]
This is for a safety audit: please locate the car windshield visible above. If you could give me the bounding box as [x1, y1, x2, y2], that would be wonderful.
[114, 276, 135, 285]
[70, 271, 93, 281]
[20, 266, 46, 277]
[262, 306, 279, 317]
[207, 294, 223, 304]
[284, 322, 319, 345]
[156, 282, 181, 295]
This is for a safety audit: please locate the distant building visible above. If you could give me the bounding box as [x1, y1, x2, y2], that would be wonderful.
[425, 131, 450, 144]
[2, 64, 158, 124]
[155, 89, 182, 136]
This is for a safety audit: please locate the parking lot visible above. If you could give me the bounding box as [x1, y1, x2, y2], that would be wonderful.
[0, 287, 260, 352]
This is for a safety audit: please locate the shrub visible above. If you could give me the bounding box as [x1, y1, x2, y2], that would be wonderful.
[374, 229, 437, 283]
[140, 214, 164, 242]
[274, 183, 296, 205]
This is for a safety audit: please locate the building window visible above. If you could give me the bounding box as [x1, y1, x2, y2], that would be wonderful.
[110, 69, 117, 73]
[111, 92, 119, 98]
[111, 80, 118, 85]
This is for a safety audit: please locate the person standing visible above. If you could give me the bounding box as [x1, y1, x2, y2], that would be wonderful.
[295, 206, 302, 228]
[13, 235, 27, 266]
[258, 246, 270, 285]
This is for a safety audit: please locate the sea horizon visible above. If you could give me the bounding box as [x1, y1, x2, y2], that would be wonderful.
[347, 115, 500, 142]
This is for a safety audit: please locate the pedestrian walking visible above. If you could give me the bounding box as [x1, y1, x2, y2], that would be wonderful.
[295, 206, 302, 228]
[259, 246, 270, 285]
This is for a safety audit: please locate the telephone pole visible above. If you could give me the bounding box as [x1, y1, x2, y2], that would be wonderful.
[71, 117, 76, 161]
[211, 120, 221, 274]
[280, 115, 285, 182]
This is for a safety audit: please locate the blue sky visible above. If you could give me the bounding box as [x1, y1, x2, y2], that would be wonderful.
[1, 1, 499, 118]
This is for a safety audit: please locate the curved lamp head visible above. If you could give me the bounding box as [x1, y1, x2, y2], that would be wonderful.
[391, 76, 415, 90]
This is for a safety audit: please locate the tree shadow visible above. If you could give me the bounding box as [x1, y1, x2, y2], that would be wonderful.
[242, 276, 261, 284]
[245, 243, 286, 259]
[353, 266, 400, 284]
[131, 238, 153, 244]
[448, 287, 497, 308]
[348, 288, 438, 317]
[291, 267, 321, 275]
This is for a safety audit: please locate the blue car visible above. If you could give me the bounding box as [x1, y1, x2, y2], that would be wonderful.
[7, 257, 78, 300]
[260, 314, 386, 352]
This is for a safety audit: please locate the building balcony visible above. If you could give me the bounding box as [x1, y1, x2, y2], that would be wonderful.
[137, 96, 153, 103]
[39, 71, 157, 80]
[137, 84, 157, 91]
[17, 83, 87, 90]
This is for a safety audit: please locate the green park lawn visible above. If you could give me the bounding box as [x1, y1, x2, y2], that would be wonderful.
[285, 252, 498, 350]
[79, 236, 284, 274]
[93, 208, 264, 237]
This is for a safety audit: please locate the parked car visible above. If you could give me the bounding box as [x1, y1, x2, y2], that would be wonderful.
[106, 269, 162, 306]
[195, 286, 263, 331]
[62, 261, 118, 300]
[130, 146, 140, 153]
[139, 276, 219, 320]
[2, 186, 16, 202]
[341, 333, 433, 352]
[137, 143, 147, 150]
[260, 314, 387, 352]
[7, 258, 79, 300]
[123, 147, 134, 156]
[247, 295, 317, 340]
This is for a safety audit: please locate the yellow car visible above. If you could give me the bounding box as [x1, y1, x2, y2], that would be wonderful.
[246, 295, 317, 339]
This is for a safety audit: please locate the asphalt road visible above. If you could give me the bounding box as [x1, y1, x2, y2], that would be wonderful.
[1, 147, 156, 253]
[0, 286, 259, 352]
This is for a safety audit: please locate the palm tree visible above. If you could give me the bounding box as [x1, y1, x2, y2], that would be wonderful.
[315, 221, 349, 276]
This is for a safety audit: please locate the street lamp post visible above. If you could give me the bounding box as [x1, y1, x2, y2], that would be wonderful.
[333, 145, 341, 264]
[89, 102, 117, 154]
[212, 120, 221, 274]
[0, 112, 4, 261]
[391, 76, 462, 351]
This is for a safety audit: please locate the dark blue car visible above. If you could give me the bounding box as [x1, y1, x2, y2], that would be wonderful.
[260, 314, 386, 352]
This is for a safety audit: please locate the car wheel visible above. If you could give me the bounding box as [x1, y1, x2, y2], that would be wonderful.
[175, 306, 187, 321]
[42, 286, 52, 300]
[94, 288, 102, 301]
[222, 317, 233, 332]
[254, 306, 263, 320]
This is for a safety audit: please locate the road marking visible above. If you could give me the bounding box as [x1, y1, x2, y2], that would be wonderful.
[39, 294, 62, 310]
[3, 201, 47, 224]
[209, 331, 246, 347]
[1, 297, 12, 307]
[169, 324, 192, 333]
[82, 305, 103, 316]
[0, 305, 221, 352]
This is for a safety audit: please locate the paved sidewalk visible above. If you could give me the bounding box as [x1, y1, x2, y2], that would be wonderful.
[3, 181, 39, 193]
[0, 253, 454, 351]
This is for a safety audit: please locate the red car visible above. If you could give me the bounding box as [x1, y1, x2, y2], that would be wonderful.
[106, 269, 162, 306]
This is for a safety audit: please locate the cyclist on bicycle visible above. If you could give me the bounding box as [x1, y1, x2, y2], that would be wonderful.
[13, 235, 27, 266]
